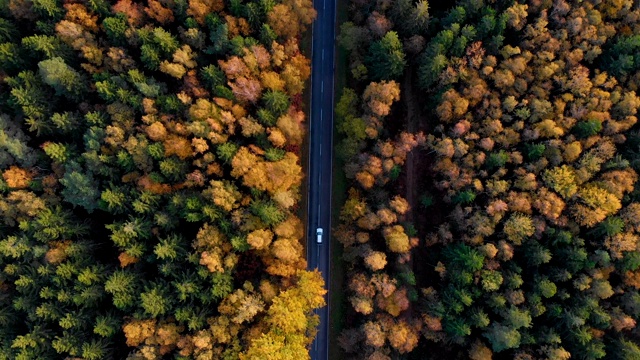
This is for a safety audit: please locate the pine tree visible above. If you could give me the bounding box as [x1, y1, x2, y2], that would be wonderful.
[38, 57, 87, 100]
[366, 31, 406, 81]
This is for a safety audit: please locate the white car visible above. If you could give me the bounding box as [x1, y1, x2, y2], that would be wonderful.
[316, 228, 323, 244]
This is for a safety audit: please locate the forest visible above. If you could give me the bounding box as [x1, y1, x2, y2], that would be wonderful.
[0, 0, 325, 358]
[335, 0, 640, 359]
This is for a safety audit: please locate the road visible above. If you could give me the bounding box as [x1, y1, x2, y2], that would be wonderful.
[306, 0, 336, 356]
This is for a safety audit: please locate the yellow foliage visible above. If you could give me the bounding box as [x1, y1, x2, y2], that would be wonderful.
[123, 319, 157, 347]
[247, 228, 274, 250]
[389, 196, 410, 215]
[363, 321, 385, 348]
[230, 146, 259, 178]
[260, 71, 285, 91]
[200, 249, 224, 273]
[383, 225, 410, 253]
[543, 165, 578, 199]
[0, 190, 46, 226]
[274, 215, 304, 239]
[271, 237, 301, 262]
[387, 320, 418, 353]
[365, 251, 387, 271]
[563, 141, 582, 162]
[203, 180, 242, 212]
[238, 116, 265, 137]
[276, 110, 305, 145]
[173, 45, 196, 69]
[193, 223, 226, 249]
[189, 98, 219, 122]
[160, 60, 187, 79]
[535, 119, 565, 138]
[219, 286, 265, 324]
[238, 152, 302, 195]
[502, 213, 534, 245]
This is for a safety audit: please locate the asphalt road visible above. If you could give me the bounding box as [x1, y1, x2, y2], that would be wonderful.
[306, 0, 336, 356]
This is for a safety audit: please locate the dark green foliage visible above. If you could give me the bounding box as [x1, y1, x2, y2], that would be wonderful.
[59, 163, 100, 213]
[366, 31, 406, 81]
[101, 14, 128, 46]
[590, 217, 625, 238]
[573, 119, 603, 138]
[257, 108, 277, 126]
[485, 150, 509, 170]
[620, 251, 640, 272]
[600, 35, 640, 78]
[452, 190, 476, 204]
[140, 44, 161, 70]
[201, 64, 225, 90]
[206, 22, 230, 56]
[259, 24, 277, 47]
[217, 142, 239, 163]
[264, 147, 286, 161]
[250, 199, 285, 225]
[443, 243, 484, 273]
[389, 164, 401, 180]
[524, 143, 546, 161]
[262, 90, 290, 117]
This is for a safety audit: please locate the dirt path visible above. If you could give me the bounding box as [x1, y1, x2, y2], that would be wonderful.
[402, 69, 420, 224]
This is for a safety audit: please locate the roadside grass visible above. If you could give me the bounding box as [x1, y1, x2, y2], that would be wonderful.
[300, 18, 314, 256]
[329, 0, 348, 357]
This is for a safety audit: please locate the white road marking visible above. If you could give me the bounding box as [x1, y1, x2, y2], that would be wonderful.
[322, 49, 324, 61]
[321, 80, 324, 94]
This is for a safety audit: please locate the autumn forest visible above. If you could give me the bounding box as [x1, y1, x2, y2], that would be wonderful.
[1, 0, 640, 359]
[0, 0, 324, 358]
[335, 0, 640, 359]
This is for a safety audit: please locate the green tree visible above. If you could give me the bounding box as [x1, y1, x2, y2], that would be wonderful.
[263, 90, 290, 117]
[366, 31, 406, 81]
[483, 323, 521, 352]
[59, 163, 100, 213]
[102, 14, 128, 46]
[38, 57, 87, 100]
[104, 270, 138, 310]
[140, 284, 171, 317]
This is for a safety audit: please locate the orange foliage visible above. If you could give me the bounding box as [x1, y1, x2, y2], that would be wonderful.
[387, 320, 418, 353]
[2, 166, 32, 189]
[146, 122, 168, 141]
[123, 319, 157, 346]
[64, 3, 99, 32]
[187, 0, 224, 24]
[112, 0, 146, 26]
[145, 0, 174, 24]
[137, 175, 173, 194]
[118, 251, 139, 267]
[163, 135, 194, 159]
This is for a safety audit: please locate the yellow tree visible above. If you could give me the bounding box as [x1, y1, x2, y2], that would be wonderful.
[383, 225, 411, 253]
[573, 184, 621, 227]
